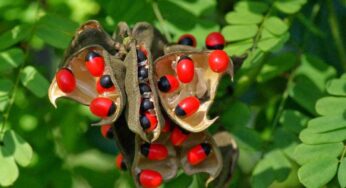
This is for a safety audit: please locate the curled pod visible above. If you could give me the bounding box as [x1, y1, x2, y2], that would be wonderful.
[178, 132, 223, 187]
[154, 51, 233, 132]
[131, 133, 178, 188]
[124, 43, 163, 142]
[48, 20, 126, 126]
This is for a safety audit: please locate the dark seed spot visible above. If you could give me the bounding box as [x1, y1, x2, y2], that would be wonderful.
[85, 51, 101, 61]
[140, 143, 150, 157]
[137, 50, 147, 63]
[100, 75, 114, 88]
[200, 143, 211, 155]
[139, 83, 151, 95]
[107, 103, 116, 116]
[178, 37, 194, 46]
[174, 105, 186, 116]
[157, 76, 170, 92]
[140, 98, 154, 112]
[138, 66, 148, 80]
[140, 115, 150, 130]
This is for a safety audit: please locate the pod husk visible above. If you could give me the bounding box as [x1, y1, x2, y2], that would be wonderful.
[210, 131, 239, 188]
[131, 133, 178, 187]
[48, 21, 126, 125]
[154, 51, 234, 132]
[179, 131, 223, 186]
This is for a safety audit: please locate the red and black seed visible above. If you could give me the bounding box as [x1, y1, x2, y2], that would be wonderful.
[140, 98, 154, 112]
[138, 66, 149, 80]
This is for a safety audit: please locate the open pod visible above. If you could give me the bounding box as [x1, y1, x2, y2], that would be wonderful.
[131, 133, 178, 187]
[179, 131, 223, 186]
[48, 21, 126, 125]
[154, 51, 233, 132]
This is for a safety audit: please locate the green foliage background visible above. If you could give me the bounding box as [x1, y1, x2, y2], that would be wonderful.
[0, 0, 346, 187]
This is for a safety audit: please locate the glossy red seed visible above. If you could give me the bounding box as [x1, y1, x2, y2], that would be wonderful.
[56, 68, 76, 93]
[100, 124, 113, 139]
[177, 34, 197, 47]
[115, 153, 127, 170]
[170, 126, 189, 146]
[139, 169, 163, 188]
[90, 97, 115, 118]
[187, 143, 211, 165]
[157, 75, 180, 93]
[208, 50, 230, 73]
[175, 96, 200, 117]
[141, 143, 168, 160]
[96, 78, 115, 94]
[177, 56, 195, 83]
[205, 32, 225, 50]
[140, 112, 158, 132]
[85, 51, 105, 77]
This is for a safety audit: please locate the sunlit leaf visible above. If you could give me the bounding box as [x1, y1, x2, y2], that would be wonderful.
[225, 11, 263, 25]
[258, 31, 289, 52]
[298, 158, 338, 188]
[222, 25, 258, 42]
[224, 39, 253, 56]
[307, 114, 346, 133]
[294, 143, 344, 165]
[0, 154, 18, 187]
[315, 97, 346, 116]
[274, 0, 307, 14]
[326, 78, 346, 96]
[20, 66, 49, 98]
[339, 157, 346, 188]
[299, 128, 346, 144]
[263, 17, 288, 35]
[234, 1, 269, 14]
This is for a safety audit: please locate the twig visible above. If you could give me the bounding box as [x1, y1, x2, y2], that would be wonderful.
[151, 0, 172, 42]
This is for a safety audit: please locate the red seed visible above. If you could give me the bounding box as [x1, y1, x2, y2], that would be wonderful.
[177, 56, 195, 83]
[85, 51, 105, 77]
[138, 169, 163, 188]
[175, 96, 200, 117]
[96, 76, 116, 94]
[162, 119, 171, 133]
[177, 34, 197, 47]
[205, 32, 225, 50]
[56, 68, 76, 93]
[157, 75, 179, 93]
[140, 112, 158, 132]
[170, 126, 189, 146]
[141, 143, 168, 160]
[187, 143, 211, 165]
[208, 50, 230, 73]
[90, 97, 116, 118]
[100, 124, 113, 139]
[115, 153, 127, 170]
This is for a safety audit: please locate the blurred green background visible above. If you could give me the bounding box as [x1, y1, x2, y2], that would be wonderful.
[0, 0, 346, 187]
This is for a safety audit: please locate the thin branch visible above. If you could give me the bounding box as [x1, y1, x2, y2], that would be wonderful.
[151, 0, 172, 42]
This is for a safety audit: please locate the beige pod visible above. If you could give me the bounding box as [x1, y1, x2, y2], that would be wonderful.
[48, 20, 126, 125]
[154, 51, 234, 132]
[124, 42, 164, 143]
[131, 133, 178, 188]
[178, 131, 223, 186]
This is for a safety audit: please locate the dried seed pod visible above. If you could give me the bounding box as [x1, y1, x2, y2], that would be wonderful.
[179, 132, 223, 186]
[48, 20, 126, 126]
[154, 50, 233, 132]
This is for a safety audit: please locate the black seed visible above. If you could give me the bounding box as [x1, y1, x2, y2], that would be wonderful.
[106, 126, 114, 139]
[85, 51, 101, 61]
[139, 83, 151, 95]
[138, 66, 148, 79]
[140, 115, 150, 130]
[137, 50, 147, 62]
[206, 44, 224, 50]
[100, 75, 114, 88]
[140, 143, 150, 157]
[178, 37, 194, 46]
[175, 105, 186, 116]
[178, 55, 192, 62]
[120, 160, 127, 170]
[200, 143, 211, 155]
[140, 98, 154, 112]
[157, 76, 170, 92]
[107, 103, 116, 116]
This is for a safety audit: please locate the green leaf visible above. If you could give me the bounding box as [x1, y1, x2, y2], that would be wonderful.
[233, 127, 262, 151]
[0, 25, 31, 51]
[36, 14, 78, 49]
[258, 31, 289, 52]
[225, 11, 263, 25]
[274, 0, 306, 14]
[299, 128, 346, 144]
[0, 95, 10, 112]
[0, 79, 13, 96]
[251, 150, 291, 188]
[0, 48, 25, 72]
[20, 66, 49, 98]
[339, 157, 346, 188]
[224, 39, 253, 56]
[221, 25, 258, 42]
[326, 78, 346, 96]
[234, 1, 269, 14]
[257, 52, 297, 82]
[165, 173, 192, 188]
[294, 143, 344, 165]
[280, 110, 309, 133]
[298, 158, 338, 188]
[0, 154, 18, 187]
[316, 97, 346, 116]
[220, 101, 251, 128]
[2, 130, 33, 167]
[307, 115, 346, 133]
[263, 17, 288, 35]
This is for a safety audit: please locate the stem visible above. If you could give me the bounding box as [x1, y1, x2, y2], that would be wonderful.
[340, 146, 346, 162]
[327, 0, 346, 71]
[151, 0, 172, 42]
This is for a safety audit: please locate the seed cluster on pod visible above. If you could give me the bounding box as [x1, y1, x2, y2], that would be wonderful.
[136, 48, 158, 133]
